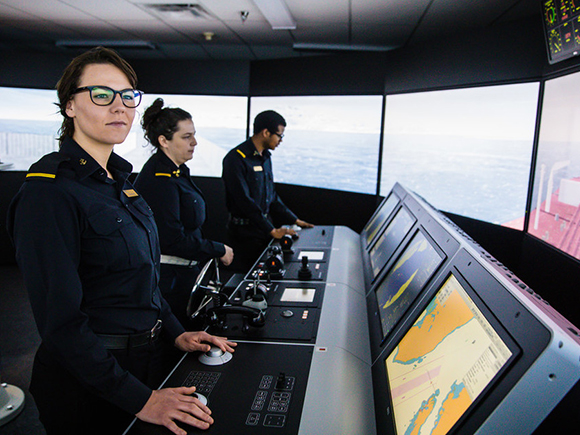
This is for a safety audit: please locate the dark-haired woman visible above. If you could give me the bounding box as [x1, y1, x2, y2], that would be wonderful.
[7, 47, 235, 435]
[135, 98, 234, 328]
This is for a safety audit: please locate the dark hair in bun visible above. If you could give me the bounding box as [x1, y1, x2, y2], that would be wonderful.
[141, 98, 192, 149]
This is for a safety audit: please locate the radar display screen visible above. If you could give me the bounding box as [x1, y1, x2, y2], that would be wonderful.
[542, 0, 580, 64]
[375, 230, 443, 340]
[385, 273, 514, 434]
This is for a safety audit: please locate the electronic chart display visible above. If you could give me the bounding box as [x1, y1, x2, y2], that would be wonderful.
[385, 273, 516, 435]
[374, 230, 444, 341]
[369, 206, 415, 279]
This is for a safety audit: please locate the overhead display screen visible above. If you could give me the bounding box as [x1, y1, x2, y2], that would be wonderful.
[375, 230, 443, 340]
[542, 0, 580, 64]
[385, 274, 514, 435]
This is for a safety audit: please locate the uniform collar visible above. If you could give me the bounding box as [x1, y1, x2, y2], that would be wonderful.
[241, 138, 270, 160]
[60, 136, 133, 181]
[155, 149, 189, 178]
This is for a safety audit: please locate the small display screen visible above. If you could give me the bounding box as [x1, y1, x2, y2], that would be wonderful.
[280, 287, 316, 303]
[375, 230, 443, 339]
[363, 194, 399, 246]
[385, 273, 513, 435]
[369, 207, 415, 278]
[298, 250, 325, 261]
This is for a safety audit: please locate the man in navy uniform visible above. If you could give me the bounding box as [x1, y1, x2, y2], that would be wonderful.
[222, 110, 313, 272]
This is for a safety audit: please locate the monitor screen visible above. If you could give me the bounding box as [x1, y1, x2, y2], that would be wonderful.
[362, 193, 399, 247]
[375, 230, 443, 340]
[541, 0, 580, 64]
[369, 206, 415, 278]
[385, 273, 514, 435]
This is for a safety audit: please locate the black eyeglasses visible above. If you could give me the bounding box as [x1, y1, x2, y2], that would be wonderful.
[270, 131, 284, 139]
[73, 86, 143, 108]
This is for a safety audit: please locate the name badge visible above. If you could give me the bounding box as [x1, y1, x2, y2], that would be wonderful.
[253, 166, 263, 172]
[123, 189, 139, 198]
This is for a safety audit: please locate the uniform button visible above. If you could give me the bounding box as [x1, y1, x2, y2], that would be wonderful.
[116, 217, 123, 223]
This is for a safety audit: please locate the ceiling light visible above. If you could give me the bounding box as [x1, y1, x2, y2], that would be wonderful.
[252, 0, 296, 30]
[293, 43, 397, 52]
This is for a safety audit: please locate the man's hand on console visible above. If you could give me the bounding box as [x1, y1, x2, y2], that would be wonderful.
[295, 219, 314, 228]
[136, 386, 212, 434]
[270, 227, 296, 239]
[174, 331, 237, 354]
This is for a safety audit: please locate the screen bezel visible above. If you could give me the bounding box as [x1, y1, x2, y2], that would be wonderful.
[367, 204, 417, 282]
[362, 191, 401, 251]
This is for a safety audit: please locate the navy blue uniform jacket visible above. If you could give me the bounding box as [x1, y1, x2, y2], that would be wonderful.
[134, 150, 225, 262]
[222, 138, 297, 235]
[6, 137, 184, 415]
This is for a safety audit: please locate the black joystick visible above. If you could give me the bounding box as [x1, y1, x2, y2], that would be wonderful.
[298, 255, 312, 280]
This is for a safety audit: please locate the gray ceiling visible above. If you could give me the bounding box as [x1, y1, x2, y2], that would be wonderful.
[0, 0, 539, 61]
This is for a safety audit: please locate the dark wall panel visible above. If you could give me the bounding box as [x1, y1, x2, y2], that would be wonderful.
[250, 52, 389, 96]
[0, 50, 250, 96]
[131, 59, 250, 96]
[383, 18, 548, 94]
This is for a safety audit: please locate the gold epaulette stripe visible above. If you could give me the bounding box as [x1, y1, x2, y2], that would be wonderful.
[26, 173, 56, 179]
[236, 150, 246, 158]
[155, 173, 172, 177]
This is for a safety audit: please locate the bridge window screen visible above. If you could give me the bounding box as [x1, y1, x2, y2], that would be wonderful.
[0, 87, 60, 171]
[380, 83, 539, 229]
[250, 95, 383, 195]
[529, 71, 580, 260]
[0, 87, 247, 177]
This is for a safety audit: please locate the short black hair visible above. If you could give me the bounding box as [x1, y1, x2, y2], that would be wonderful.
[253, 110, 286, 135]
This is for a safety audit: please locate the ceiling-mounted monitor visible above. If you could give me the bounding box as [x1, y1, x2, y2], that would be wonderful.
[541, 0, 580, 64]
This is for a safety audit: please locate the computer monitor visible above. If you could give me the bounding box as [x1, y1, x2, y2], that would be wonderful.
[385, 272, 516, 434]
[368, 205, 415, 280]
[372, 244, 580, 434]
[374, 229, 444, 344]
[362, 192, 400, 249]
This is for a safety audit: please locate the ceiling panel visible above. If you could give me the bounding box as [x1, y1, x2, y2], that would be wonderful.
[0, 0, 541, 61]
[0, 0, 90, 20]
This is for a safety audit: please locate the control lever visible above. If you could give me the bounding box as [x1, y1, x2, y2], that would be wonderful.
[280, 234, 294, 257]
[206, 305, 266, 332]
[298, 255, 312, 281]
[265, 245, 284, 278]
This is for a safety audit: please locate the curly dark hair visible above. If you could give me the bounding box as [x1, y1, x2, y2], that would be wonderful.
[141, 98, 192, 149]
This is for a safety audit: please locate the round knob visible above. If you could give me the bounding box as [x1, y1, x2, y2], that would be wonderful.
[206, 346, 224, 358]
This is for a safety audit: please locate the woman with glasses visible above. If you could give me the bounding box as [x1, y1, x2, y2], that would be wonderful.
[134, 98, 234, 328]
[7, 47, 235, 435]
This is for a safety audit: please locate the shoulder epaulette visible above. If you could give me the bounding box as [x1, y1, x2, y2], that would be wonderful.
[236, 149, 246, 159]
[26, 152, 69, 181]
